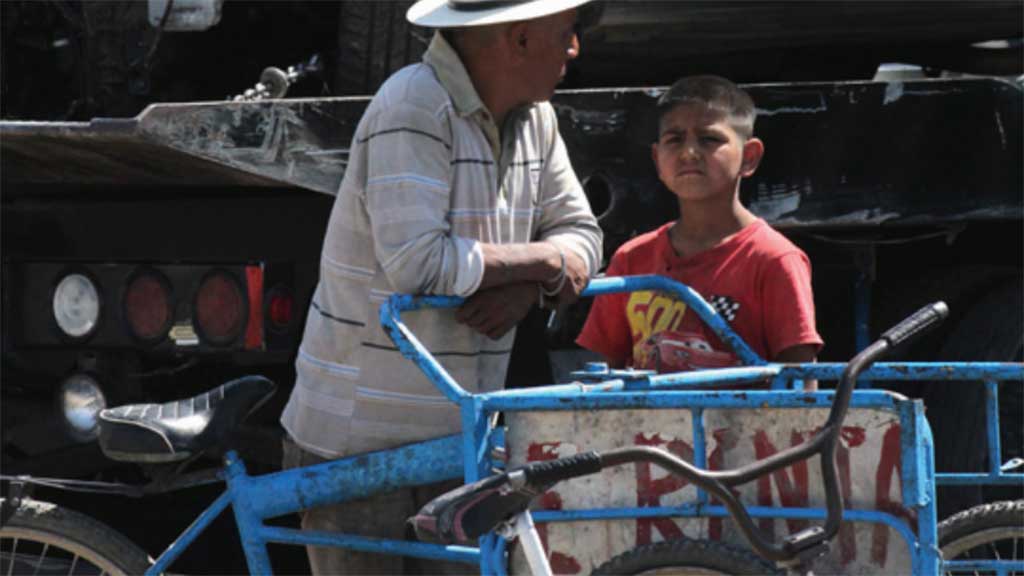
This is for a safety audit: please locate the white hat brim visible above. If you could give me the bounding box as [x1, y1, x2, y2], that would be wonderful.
[407, 0, 593, 28]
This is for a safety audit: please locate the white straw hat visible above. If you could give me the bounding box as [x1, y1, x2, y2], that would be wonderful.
[407, 0, 594, 28]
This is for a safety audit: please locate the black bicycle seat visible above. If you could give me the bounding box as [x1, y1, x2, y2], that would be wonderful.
[411, 453, 603, 545]
[97, 375, 276, 463]
[410, 471, 540, 545]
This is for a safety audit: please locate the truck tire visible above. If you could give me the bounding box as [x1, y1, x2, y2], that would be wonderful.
[922, 278, 1024, 519]
[938, 500, 1024, 566]
[592, 539, 781, 575]
[335, 1, 428, 96]
[0, 497, 151, 575]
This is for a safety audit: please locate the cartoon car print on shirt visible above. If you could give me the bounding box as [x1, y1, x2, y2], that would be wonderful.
[633, 330, 741, 373]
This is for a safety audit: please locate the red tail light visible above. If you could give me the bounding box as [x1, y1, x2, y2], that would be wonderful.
[194, 270, 246, 346]
[268, 288, 294, 330]
[123, 270, 173, 343]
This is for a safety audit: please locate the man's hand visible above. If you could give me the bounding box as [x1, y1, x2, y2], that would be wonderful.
[541, 247, 589, 309]
[456, 283, 538, 340]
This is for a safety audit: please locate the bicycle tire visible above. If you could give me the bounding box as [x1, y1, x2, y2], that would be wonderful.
[592, 538, 781, 575]
[938, 499, 1024, 574]
[1, 497, 152, 575]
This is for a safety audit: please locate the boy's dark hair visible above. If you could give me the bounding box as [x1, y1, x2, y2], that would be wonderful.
[656, 75, 756, 139]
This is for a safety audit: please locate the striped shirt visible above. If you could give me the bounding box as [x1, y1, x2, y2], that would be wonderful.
[280, 32, 602, 458]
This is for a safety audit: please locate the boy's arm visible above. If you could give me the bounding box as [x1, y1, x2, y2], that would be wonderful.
[773, 344, 818, 391]
[761, 251, 823, 391]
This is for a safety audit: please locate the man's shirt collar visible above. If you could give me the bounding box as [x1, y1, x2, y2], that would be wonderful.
[423, 31, 486, 118]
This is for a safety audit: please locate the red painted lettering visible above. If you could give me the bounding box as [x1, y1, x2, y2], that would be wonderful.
[526, 442, 582, 574]
[753, 430, 810, 539]
[836, 430, 857, 565]
[707, 428, 741, 541]
[634, 433, 693, 544]
[872, 424, 916, 566]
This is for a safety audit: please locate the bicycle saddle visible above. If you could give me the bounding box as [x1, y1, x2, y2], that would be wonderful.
[410, 471, 540, 545]
[411, 454, 602, 545]
[97, 375, 276, 463]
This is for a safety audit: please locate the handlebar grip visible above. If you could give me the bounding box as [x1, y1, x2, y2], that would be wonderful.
[522, 452, 602, 487]
[881, 301, 949, 347]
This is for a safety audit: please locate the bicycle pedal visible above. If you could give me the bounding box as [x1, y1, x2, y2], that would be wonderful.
[783, 526, 825, 549]
[779, 527, 830, 568]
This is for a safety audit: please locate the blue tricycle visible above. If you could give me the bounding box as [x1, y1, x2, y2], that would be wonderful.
[2, 275, 1021, 574]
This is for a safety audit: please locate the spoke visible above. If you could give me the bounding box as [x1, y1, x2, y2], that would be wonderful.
[68, 554, 79, 576]
[6, 538, 17, 576]
[32, 543, 49, 576]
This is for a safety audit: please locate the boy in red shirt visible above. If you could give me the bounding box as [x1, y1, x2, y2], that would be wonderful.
[577, 75, 823, 387]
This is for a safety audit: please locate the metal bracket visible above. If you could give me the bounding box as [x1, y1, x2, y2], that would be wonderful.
[1, 479, 32, 525]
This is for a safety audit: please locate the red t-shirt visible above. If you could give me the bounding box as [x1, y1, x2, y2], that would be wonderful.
[577, 219, 823, 372]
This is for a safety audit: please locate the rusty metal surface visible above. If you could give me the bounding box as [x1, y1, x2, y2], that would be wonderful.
[1, 97, 368, 194]
[556, 77, 1023, 235]
[135, 97, 365, 194]
[3, 78, 1019, 229]
[0, 119, 284, 189]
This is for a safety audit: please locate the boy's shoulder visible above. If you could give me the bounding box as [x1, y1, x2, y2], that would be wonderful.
[749, 217, 802, 249]
[744, 219, 805, 259]
[611, 222, 672, 262]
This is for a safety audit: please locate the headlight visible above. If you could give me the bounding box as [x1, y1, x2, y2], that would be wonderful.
[53, 273, 101, 338]
[59, 373, 107, 441]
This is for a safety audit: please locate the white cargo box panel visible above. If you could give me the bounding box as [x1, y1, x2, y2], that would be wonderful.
[507, 407, 914, 574]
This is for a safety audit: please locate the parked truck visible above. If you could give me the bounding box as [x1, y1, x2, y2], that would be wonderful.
[2, 0, 1021, 571]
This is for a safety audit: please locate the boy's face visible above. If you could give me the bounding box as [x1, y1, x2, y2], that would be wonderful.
[652, 103, 763, 203]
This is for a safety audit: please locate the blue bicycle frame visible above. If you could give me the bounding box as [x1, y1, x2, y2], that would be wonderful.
[141, 275, 1023, 575]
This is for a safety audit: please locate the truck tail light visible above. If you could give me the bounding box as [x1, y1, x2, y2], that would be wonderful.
[267, 287, 294, 330]
[244, 265, 263, 350]
[123, 269, 173, 343]
[52, 272, 101, 339]
[194, 270, 246, 346]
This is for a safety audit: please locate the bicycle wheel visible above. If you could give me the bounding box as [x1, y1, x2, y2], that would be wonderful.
[939, 500, 1024, 575]
[1, 497, 152, 575]
[592, 539, 781, 575]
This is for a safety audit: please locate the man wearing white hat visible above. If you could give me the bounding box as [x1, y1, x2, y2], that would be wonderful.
[279, 0, 601, 572]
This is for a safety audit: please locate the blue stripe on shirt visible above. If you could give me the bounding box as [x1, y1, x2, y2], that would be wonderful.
[367, 173, 448, 191]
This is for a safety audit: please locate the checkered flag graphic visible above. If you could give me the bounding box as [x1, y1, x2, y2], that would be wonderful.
[708, 295, 740, 323]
